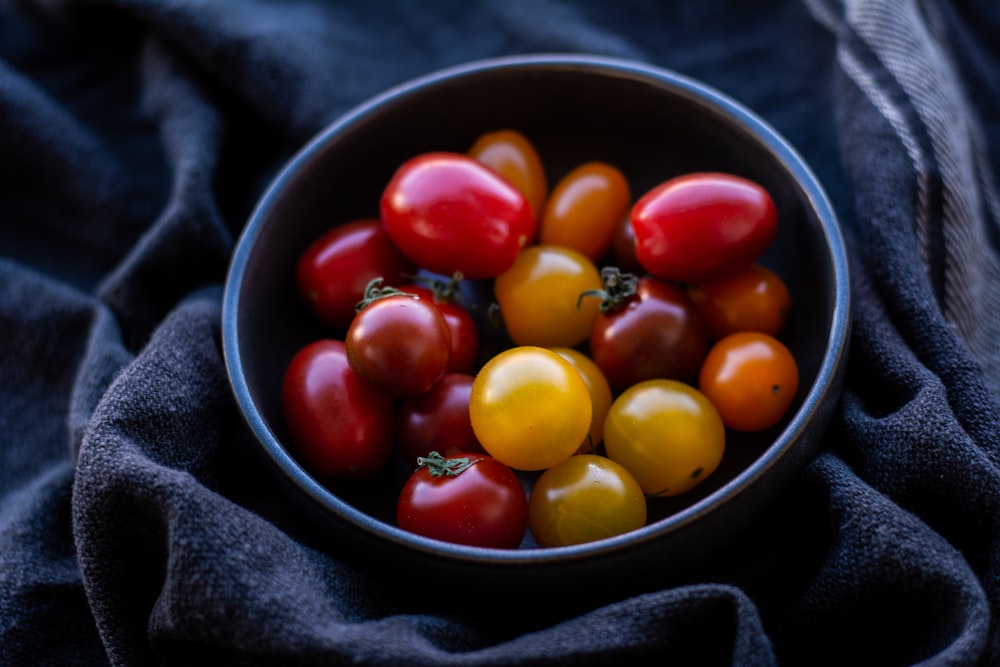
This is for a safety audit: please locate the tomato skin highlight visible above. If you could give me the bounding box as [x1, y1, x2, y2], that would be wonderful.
[396, 373, 484, 468]
[631, 172, 778, 284]
[698, 331, 799, 432]
[469, 346, 592, 471]
[588, 276, 708, 389]
[396, 452, 528, 549]
[468, 129, 548, 223]
[528, 454, 647, 548]
[604, 379, 725, 498]
[345, 291, 452, 397]
[380, 152, 536, 279]
[295, 220, 416, 330]
[540, 161, 631, 262]
[281, 339, 395, 478]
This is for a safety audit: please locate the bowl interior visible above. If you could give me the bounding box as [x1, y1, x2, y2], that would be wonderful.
[225, 55, 848, 586]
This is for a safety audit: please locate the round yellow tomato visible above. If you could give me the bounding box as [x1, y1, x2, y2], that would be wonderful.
[528, 454, 647, 547]
[604, 379, 725, 497]
[469, 346, 592, 471]
[550, 347, 613, 453]
[493, 244, 602, 348]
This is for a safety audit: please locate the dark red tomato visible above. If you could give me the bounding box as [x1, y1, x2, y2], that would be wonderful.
[396, 452, 528, 548]
[281, 339, 395, 478]
[396, 373, 484, 468]
[631, 172, 778, 284]
[345, 281, 451, 396]
[295, 219, 416, 330]
[380, 152, 536, 279]
[584, 269, 708, 389]
[398, 284, 479, 374]
[686, 263, 792, 340]
[611, 211, 644, 275]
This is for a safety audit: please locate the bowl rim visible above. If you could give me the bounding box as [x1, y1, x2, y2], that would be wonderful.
[222, 52, 851, 567]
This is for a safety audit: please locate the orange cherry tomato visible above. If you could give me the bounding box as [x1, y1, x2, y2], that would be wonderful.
[540, 161, 630, 262]
[469, 129, 548, 223]
[687, 264, 792, 340]
[698, 331, 799, 432]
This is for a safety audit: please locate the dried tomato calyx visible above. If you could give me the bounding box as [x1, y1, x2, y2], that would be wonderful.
[577, 266, 638, 314]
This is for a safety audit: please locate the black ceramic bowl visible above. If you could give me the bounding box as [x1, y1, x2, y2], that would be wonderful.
[222, 54, 850, 604]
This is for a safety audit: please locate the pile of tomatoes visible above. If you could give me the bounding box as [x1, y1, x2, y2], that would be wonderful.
[282, 129, 799, 551]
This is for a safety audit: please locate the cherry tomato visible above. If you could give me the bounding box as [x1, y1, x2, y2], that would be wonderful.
[583, 268, 708, 389]
[380, 152, 535, 279]
[281, 339, 395, 478]
[345, 280, 451, 396]
[604, 379, 725, 497]
[396, 373, 484, 468]
[396, 451, 528, 549]
[469, 346, 592, 471]
[295, 220, 416, 330]
[528, 454, 647, 548]
[550, 347, 613, 453]
[468, 129, 548, 222]
[611, 211, 644, 275]
[493, 244, 602, 348]
[686, 264, 792, 340]
[698, 331, 799, 432]
[631, 172, 778, 283]
[399, 283, 479, 374]
[540, 161, 631, 262]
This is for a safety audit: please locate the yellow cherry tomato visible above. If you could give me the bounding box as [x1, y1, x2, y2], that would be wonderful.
[550, 347, 613, 453]
[493, 244, 602, 348]
[469, 129, 548, 223]
[604, 379, 725, 498]
[469, 346, 592, 471]
[528, 454, 647, 547]
[540, 161, 631, 262]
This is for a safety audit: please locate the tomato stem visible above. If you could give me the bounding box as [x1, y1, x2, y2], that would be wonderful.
[416, 451, 476, 477]
[355, 277, 415, 311]
[577, 266, 638, 314]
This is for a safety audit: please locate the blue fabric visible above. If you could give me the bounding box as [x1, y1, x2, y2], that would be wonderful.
[3, 0, 1000, 664]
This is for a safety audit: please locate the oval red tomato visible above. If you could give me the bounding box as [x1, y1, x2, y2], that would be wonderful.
[631, 172, 777, 283]
[584, 269, 708, 389]
[396, 452, 528, 549]
[295, 219, 416, 330]
[380, 152, 536, 279]
[281, 339, 395, 478]
[345, 281, 452, 396]
[396, 373, 484, 468]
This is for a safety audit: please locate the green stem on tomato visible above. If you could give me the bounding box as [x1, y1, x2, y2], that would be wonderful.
[416, 451, 477, 477]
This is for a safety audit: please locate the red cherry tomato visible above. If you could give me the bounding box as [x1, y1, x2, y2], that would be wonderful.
[631, 172, 778, 283]
[380, 152, 536, 279]
[396, 373, 484, 468]
[583, 268, 708, 389]
[396, 451, 528, 548]
[468, 129, 548, 223]
[281, 339, 395, 478]
[611, 211, 644, 275]
[686, 263, 792, 340]
[698, 331, 799, 432]
[295, 219, 416, 330]
[345, 280, 451, 396]
[540, 161, 631, 262]
[398, 283, 479, 375]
